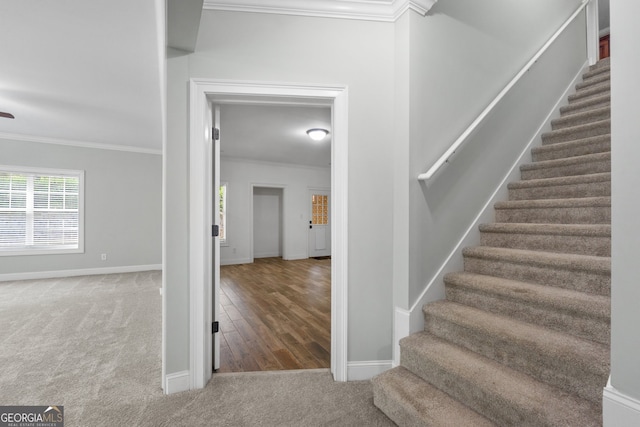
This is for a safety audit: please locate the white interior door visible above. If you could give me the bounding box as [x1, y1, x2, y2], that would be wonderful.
[212, 106, 221, 371]
[308, 189, 331, 258]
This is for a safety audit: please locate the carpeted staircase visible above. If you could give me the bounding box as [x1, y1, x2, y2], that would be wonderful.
[372, 58, 611, 426]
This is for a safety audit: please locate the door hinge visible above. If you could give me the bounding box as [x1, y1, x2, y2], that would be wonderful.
[212, 224, 219, 237]
[213, 127, 220, 141]
[212, 321, 219, 334]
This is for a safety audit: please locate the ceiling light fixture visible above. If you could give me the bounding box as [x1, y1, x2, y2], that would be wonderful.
[306, 128, 328, 141]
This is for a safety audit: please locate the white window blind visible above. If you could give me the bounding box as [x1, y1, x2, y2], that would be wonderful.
[0, 167, 84, 255]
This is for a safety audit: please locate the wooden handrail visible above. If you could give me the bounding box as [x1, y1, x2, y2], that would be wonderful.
[418, 0, 591, 185]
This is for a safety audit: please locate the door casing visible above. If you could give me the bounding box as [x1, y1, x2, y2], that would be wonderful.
[186, 79, 349, 389]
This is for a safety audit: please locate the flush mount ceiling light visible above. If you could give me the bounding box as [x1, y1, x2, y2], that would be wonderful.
[306, 128, 329, 141]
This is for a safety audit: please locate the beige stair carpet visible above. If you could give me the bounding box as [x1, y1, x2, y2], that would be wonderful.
[373, 58, 611, 426]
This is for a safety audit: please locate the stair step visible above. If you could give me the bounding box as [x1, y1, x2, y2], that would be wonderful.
[520, 152, 610, 180]
[589, 57, 610, 71]
[576, 71, 610, 91]
[568, 81, 610, 104]
[462, 246, 610, 295]
[400, 332, 601, 426]
[560, 93, 610, 116]
[551, 106, 610, 130]
[423, 301, 609, 403]
[508, 172, 611, 201]
[372, 366, 495, 427]
[532, 134, 610, 161]
[444, 271, 610, 344]
[541, 119, 610, 145]
[479, 222, 610, 256]
[494, 196, 610, 225]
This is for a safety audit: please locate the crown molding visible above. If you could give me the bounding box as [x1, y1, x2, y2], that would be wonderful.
[0, 132, 162, 155]
[203, 0, 437, 22]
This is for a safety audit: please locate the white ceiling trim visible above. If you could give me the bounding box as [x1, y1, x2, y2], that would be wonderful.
[203, 0, 438, 22]
[0, 133, 162, 156]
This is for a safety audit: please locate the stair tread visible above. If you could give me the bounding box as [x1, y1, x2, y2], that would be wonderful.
[582, 58, 611, 80]
[521, 151, 609, 172]
[462, 246, 610, 273]
[542, 119, 611, 145]
[372, 366, 496, 427]
[444, 271, 610, 319]
[423, 300, 609, 373]
[509, 172, 610, 189]
[569, 81, 610, 100]
[495, 196, 610, 209]
[479, 222, 610, 236]
[401, 332, 601, 426]
[532, 134, 610, 155]
[577, 71, 610, 90]
[551, 106, 610, 128]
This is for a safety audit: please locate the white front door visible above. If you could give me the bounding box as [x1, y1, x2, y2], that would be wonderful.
[308, 189, 331, 258]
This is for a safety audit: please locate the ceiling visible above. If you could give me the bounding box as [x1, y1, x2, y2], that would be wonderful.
[0, 0, 610, 161]
[0, 0, 164, 153]
[219, 104, 331, 168]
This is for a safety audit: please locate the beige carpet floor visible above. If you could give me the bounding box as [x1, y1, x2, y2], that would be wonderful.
[0, 272, 393, 426]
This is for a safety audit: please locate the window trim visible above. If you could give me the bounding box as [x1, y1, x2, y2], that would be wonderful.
[0, 165, 85, 256]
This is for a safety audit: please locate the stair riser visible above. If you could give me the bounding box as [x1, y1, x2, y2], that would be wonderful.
[423, 311, 607, 403]
[521, 159, 610, 180]
[401, 345, 556, 427]
[445, 284, 610, 345]
[372, 368, 495, 427]
[577, 73, 610, 90]
[509, 181, 610, 200]
[561, 98, 610, 116]
[532, 139, 610, 161]
[584, 64, 609, 77]
[463, 256, 610, 295]
[568, 85, 610, 104]
[542, 123, 610, 145]
[495, 205, 610, 225]
[480, 231, 610, 256]
[551, 109, 610, 130]
[371, 386, 411, 427]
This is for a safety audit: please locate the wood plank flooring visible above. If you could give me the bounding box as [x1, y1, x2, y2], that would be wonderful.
[216, 257, 331, 373]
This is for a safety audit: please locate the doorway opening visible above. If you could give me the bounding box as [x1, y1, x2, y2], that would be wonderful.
[187, 80, 348, 389]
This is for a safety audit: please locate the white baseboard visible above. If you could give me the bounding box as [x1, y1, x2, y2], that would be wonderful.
[164, 370, 190, 395]
[347, 360, 393, 381]
[0, 264, 162, 282]
[254, 251, 282, 258]
[284, 253, 309, 261]
[393, 307, 410, 367]
[220, 258, 251, 266]
[604, 380, 640, 426]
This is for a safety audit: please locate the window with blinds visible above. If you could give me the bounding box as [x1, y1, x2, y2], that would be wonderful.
[0, 167, 84, 255]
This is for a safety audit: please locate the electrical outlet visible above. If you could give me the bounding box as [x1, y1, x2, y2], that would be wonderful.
[101, 253, 107, 261]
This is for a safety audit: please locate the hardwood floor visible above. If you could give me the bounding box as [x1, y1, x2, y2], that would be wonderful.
[216, 257, 331, 373]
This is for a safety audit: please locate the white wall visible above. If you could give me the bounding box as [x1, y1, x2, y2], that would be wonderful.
[253, 187, 283, 259]
[395, 0, 589, 312]
[606, 1, 640, 422]
[165, 11, 395, 377]
[0, 138, 162, 278]
[221, 158, 329, 264]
